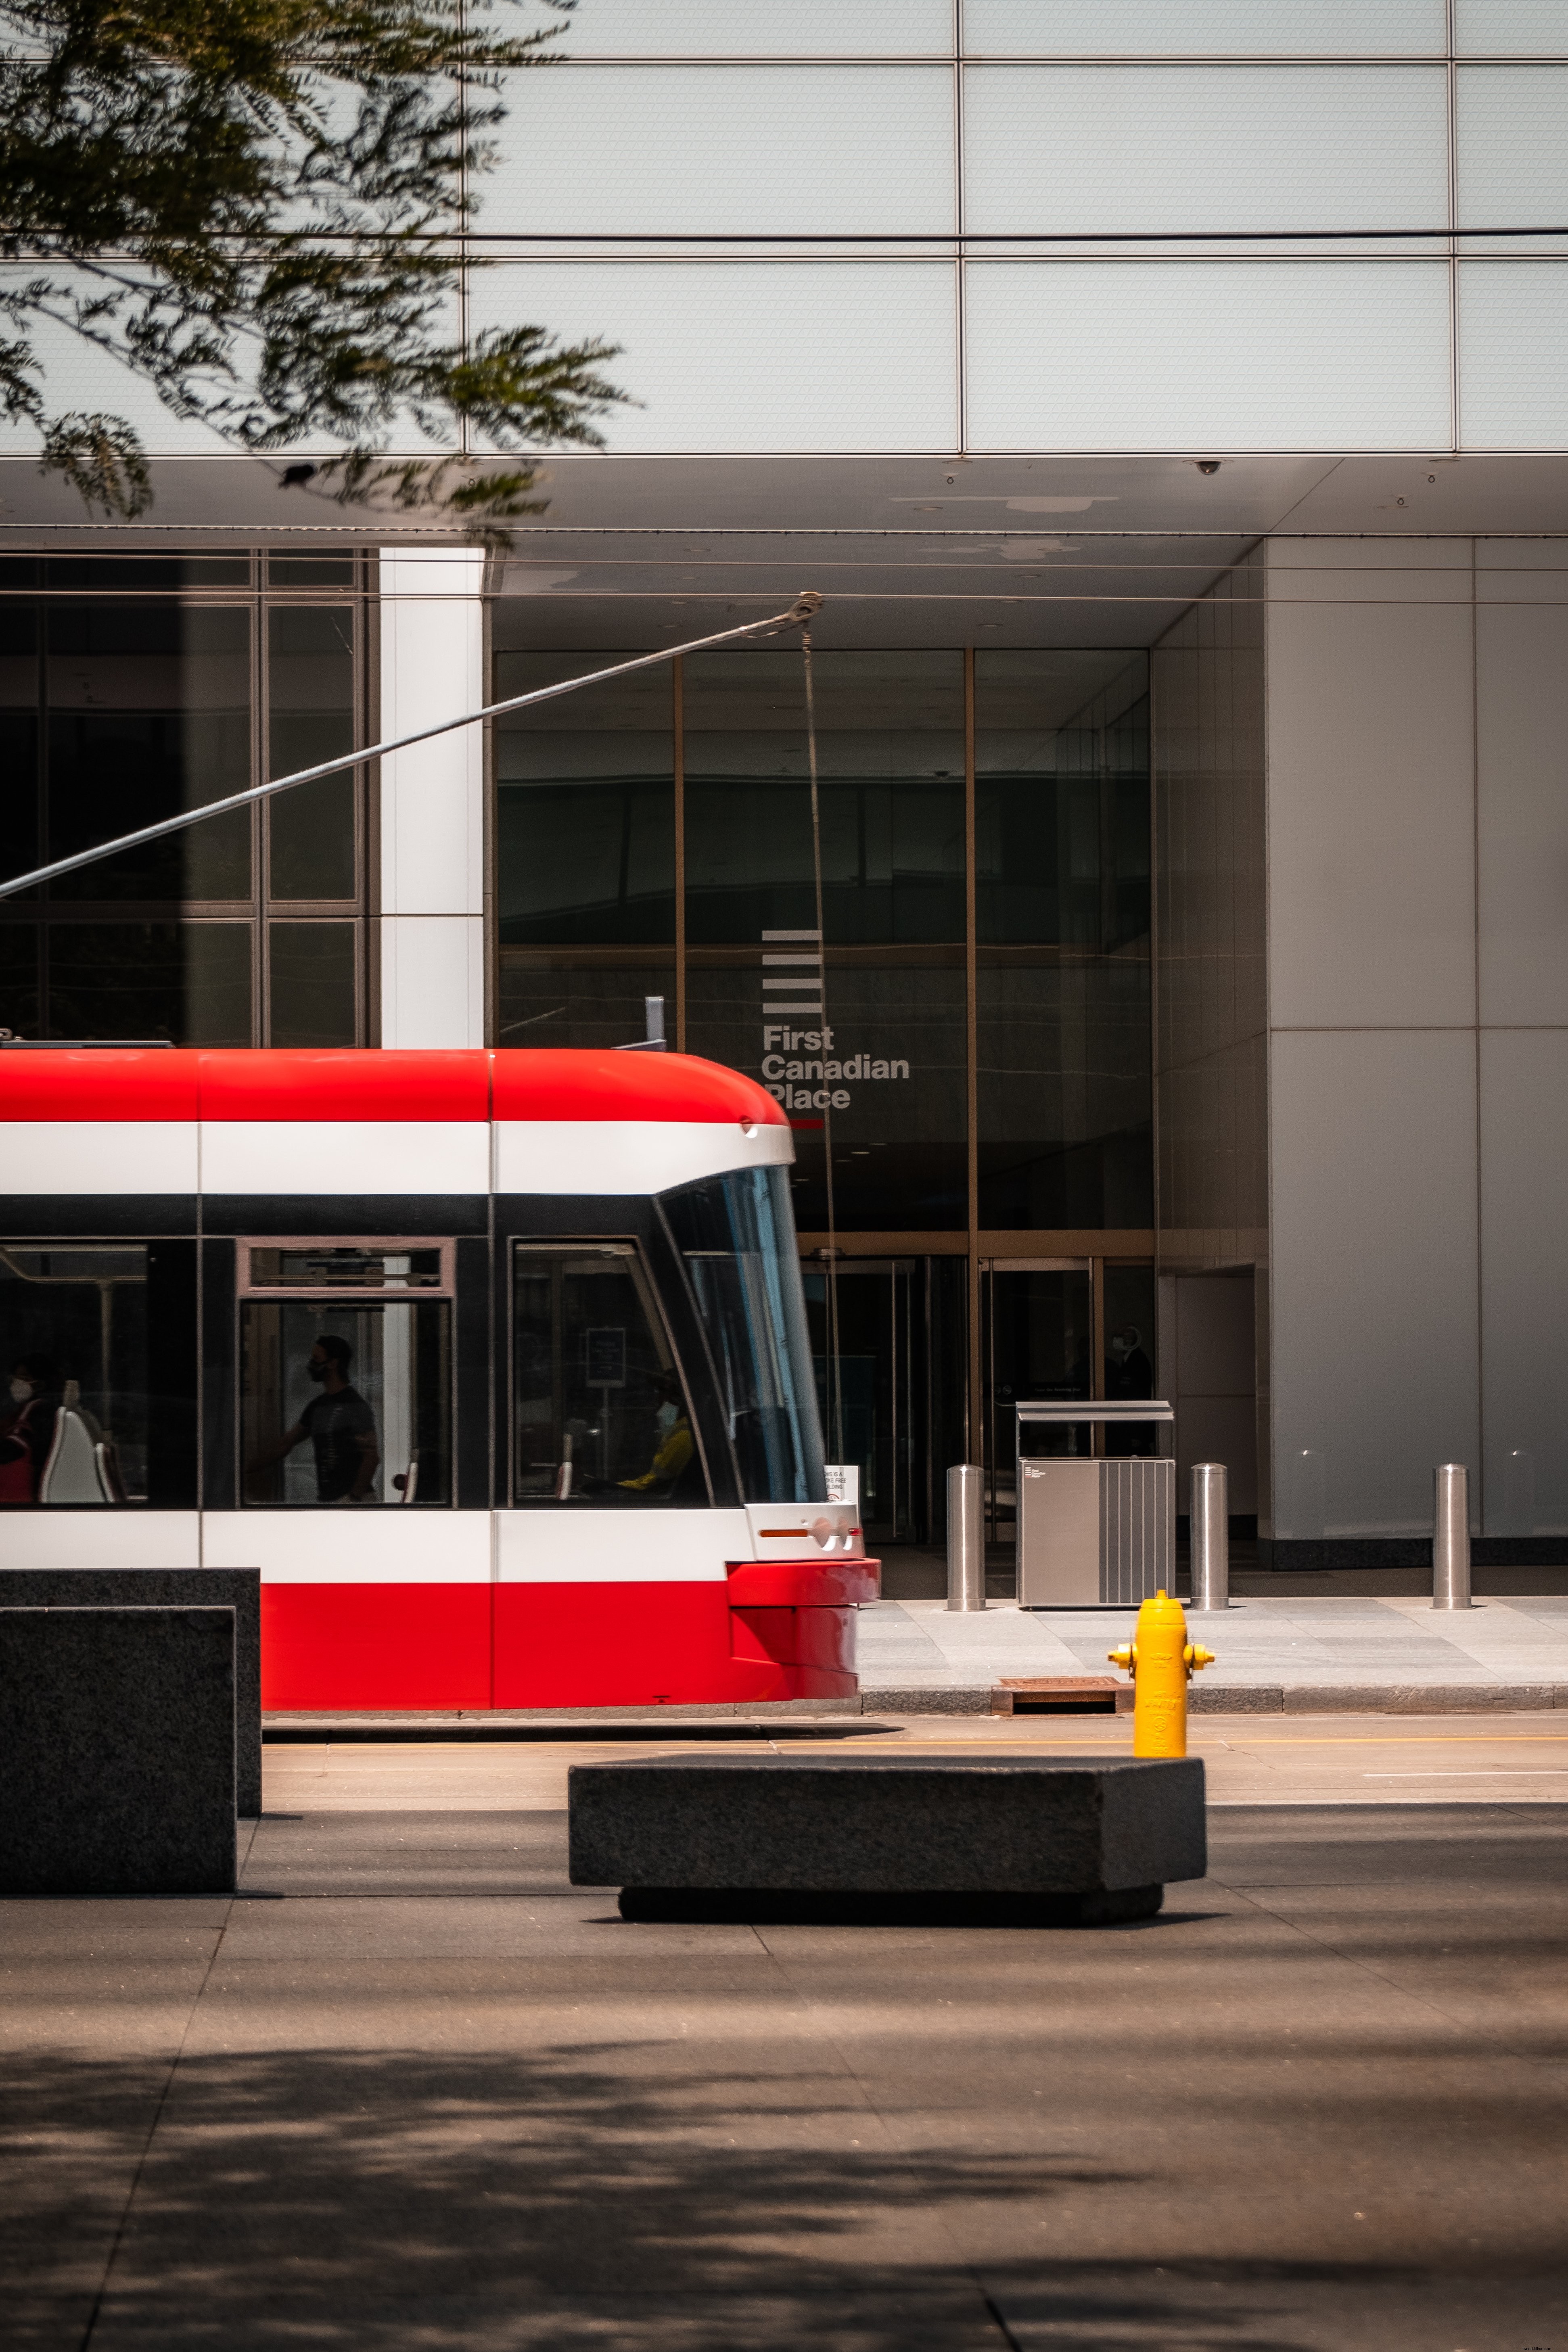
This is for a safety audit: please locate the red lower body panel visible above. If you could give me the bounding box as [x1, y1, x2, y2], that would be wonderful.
[260, 1577, 864, 1710]
[261, 1583, 492, 1711]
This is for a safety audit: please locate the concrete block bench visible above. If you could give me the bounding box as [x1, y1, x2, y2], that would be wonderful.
[569, 1752, 1205, 1926]
[0, 1607, 237, 1896]
[0, 1569, 260, 1815]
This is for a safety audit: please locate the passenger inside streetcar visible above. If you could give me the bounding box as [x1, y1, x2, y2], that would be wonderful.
[0, 1354, 62, 1502]
[251, 1335, 381, 1504]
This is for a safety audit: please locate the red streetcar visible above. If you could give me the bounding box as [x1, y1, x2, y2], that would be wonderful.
[0, 1047, 876, 1710]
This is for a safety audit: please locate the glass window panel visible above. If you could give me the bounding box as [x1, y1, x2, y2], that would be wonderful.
[1458, 259, 1568, 445]
[1457, 67, 1568, 250]
[965, 1, 1446, 52]
[1456, 0, 1568, 53]
[42, 557, 250, 588]
[660, 1167, 826, 1504]
[242, 1297, 451, 1505]
[0, 603, 38, 888]
[491, 64, 953, 236]
[267, 554, 356, 585]
[268, 921, 357, 1047]
[45, 921, 251, 1045]
[684, 650, 965, 945]
[496, 958, 676, 1050]
[45, 604, 252, 900]
[987, 1271, 1096, 1528]
[247, 1247, 445, 1290]
[976, 652, 1150, 947]
[978, 963, 1153, 1229]
[965, 65, 1448, 239]
[0, 922, 40, 1037]
[0, 1244, 150, 1505]
[966, 259, 1452, 450]
[1103, 1261, 1159, 1457]
[495, 651, 673, 946]
[511, 1241, 707, 1506]
[535, 0, 953, 54]
[467, 263, 958, 453]
[267, 606, 357, 901]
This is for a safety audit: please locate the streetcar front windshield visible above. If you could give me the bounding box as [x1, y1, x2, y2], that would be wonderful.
[659, 1164, 826, 1504]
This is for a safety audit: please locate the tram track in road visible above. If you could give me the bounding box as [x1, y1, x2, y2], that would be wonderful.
[260, 1712, 1568, 1811]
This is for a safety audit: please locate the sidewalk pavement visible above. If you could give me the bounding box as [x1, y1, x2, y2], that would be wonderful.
[857, 1592, 1568, 1712]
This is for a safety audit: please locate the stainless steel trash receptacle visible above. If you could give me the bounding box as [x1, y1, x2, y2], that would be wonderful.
[1015, 1401, 1176, 1608]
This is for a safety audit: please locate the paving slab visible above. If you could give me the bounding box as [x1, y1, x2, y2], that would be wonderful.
[8, 1733, 1567, 2352]
[856, 1593, 1568, 1712]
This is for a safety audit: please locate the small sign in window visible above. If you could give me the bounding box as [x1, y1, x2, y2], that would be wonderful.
[585, 1327, 627, 1388]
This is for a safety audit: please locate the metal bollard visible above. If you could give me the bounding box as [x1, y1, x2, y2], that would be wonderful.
[1108, 1590, 1215, 1757]
[1432, 1463, 1473, 1610]
[1190, 1461, 1230, 1611]
[946, 1464, 986, 1612]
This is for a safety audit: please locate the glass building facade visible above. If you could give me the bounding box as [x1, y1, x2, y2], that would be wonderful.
[0, 552, 372, 1048]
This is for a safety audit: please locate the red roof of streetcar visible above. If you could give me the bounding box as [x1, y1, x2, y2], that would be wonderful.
[0, 1047, 786, 1126]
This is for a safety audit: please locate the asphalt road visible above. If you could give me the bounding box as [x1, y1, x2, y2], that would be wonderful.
[4, 1722, 1566, 2350]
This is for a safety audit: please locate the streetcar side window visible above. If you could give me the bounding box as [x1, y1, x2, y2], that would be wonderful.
[511, 1242, 707, 1507]
[0, 1244, 153, 1506]
[238, 1242, 452, 1507]
[658, 1166, 827, 1506]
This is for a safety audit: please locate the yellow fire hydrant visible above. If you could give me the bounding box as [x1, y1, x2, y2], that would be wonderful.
[1108, 1589, 1215, 1757]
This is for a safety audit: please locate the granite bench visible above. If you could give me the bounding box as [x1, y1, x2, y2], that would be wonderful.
[569, 1751, 1205, 1926]
[0, 1569, 260, 1815]
[0, 1606, 237, 1896]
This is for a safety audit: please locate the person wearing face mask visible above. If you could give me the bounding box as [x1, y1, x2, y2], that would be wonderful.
[250, 1334, 380, 1503]
[617, 1369, 696, 1497]
[0, 1354, 62, 1503]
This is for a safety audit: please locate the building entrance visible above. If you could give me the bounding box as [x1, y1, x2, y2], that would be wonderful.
[802, 1255, 967, 1551]
[982, 1257, 1158, 1548]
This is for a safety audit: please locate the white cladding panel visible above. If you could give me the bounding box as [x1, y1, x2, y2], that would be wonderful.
[535, 0, 952, 54]
[493, 1119, 793, 1197]
[1479, 1029, 1568, 1535]
[1476, 590, 1568, 1023]
[966, 1, 1447, 52]
[966, 260, 1452, 449]
[199, 1121, 491, 1196]
[1459, 263, 1568, 445]
[495, 1508, 747, 1582]
[1270, 1029, 1480, 1537]
[1457, 66, 1568, 249]
[466, 263, 958, 453]
[491, 65, 955, 236]
[1266, 545, 1477, 1029]
[0, 1122, 199, 1195]
[203, 1510, 493, 1584]
[965, 66, 1448, 238]
[1456, 0, 1568, 52]
[0, 1513, 201, 1568]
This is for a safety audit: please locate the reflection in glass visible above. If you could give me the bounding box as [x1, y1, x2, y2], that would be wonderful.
[511, 1242, 705, 1505]
[268, 921, 357, 1047]
[45, 922, 252, 1044]
[684, 650, 964, 945]
[976, 652, 1152, 1230]
[249, 1247, 445, 1290]
[986, 1266, 1094, 1538]
[661, 1165, 826, 1504]
[495, 652, 674, 946]
[46, 604, 251, 900]
[1103, 1260, 1158, 1457]
[242, 1296, 451, 1505]
[0, 1244, 150, 1504]
[0, 603, 39, 884]
[268, 606, 356, 901]
[496, 956, 675, 1050]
